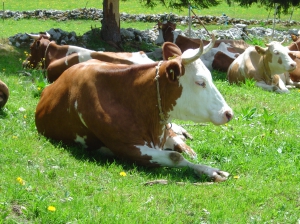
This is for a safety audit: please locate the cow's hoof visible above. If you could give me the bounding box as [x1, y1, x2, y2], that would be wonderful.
[212, 170, 230, 182]
[193, 166, 230, 182]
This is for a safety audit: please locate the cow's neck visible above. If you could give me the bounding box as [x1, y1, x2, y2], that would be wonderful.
[46, 43, 69, 66]
[154, 61, 169, 125]
[260, 54, 273, 84]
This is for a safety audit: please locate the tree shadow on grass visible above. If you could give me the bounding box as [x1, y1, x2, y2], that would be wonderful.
[48, 139, 212, 184]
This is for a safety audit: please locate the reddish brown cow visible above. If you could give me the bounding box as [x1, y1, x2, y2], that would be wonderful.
[25, 33, 197, 157]
[0, 80, 9, 109]
[156, 21, 250, 72]
[23, 33, 154, 82]
[287, 34, 300, 83]
[35, 37, 234, 182]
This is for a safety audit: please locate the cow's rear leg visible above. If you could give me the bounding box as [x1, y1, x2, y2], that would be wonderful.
[138, 146, 229, 182]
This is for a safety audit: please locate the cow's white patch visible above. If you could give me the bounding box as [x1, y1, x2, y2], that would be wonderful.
[138, 143, 189, 167]
[74, 100, 87, 127]
[64, 46, 95, 63]
[78, 112, 87, 127]
[74, 100, 78, 110]
[74, 134, 87, 148]
[128, 52, 154, 64]
[168, 55, 232, 125]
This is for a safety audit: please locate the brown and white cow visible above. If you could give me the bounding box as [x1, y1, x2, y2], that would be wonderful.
[35, 36, 234, 182]
[0, 80, 9, 109]
[286, 34, 300, 84]
[23, 33, 154, 82]
[156, 21, 250, 72]
[25, 33, 197, 158]
[227, 40, 297, 93]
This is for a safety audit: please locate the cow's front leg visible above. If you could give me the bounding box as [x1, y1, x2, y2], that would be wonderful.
[138, 146, 229, 182]
[189, 163, 230, 182]
[165, 123, 197, 159]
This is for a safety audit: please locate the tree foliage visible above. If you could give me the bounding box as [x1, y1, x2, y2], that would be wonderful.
[226, 0, 300, 15]
[139, 0, 221, 10]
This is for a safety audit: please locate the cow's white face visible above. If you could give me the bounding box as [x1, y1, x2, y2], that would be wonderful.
[169, 49, 233, 125]
[259, 42, 297, 74]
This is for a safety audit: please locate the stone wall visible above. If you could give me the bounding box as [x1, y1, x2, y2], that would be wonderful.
[1, 8, 299, 26]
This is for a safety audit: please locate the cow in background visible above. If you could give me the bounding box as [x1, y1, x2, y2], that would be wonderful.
[23, 33, 154, 82]
[227, 40, 297, 93]
[35, 36, 234, 182]
[0, 80, 9, 109]
[155, 21, 250, 72]
[286, 34, 300, 84]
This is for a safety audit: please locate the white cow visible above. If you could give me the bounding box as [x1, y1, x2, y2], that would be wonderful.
[227, 40, 297, 93]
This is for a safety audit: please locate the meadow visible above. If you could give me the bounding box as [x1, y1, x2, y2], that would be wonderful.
[0, 1, 300, 223]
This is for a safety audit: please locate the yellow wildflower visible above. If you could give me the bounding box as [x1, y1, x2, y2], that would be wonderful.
[24, 115, 27, 119]
[119, 171, 127, 177]
[233, 175, 240, 179]
[47, 206, 56, 212]
[12, 136, 18, 139]
[16, 177, 25, 185]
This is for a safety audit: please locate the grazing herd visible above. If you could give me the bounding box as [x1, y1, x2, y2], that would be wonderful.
[1, 21, 300, 181]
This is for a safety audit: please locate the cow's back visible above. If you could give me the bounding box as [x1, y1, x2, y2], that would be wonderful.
[36, 60, 104, 147]
[36, 60, 159, 150]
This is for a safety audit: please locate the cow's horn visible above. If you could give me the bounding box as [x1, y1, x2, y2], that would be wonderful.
[45, 32, 51, 38]
[280, 37, 287, 44]
[203, 34, 216, 55]
[182, 40, 203, 64]
[26, 33, 40, 40]
[182, 34, 215, 65]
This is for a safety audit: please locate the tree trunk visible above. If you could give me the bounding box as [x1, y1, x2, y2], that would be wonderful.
[101, 0, 121, 43]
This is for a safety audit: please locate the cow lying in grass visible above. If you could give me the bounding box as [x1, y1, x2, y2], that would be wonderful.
[155, 21, 250, 72]
[35, 36, 234, 182]
[24, 33, 197, 159]
[227, 40, 297, 93]
[23, 32, 154, 82]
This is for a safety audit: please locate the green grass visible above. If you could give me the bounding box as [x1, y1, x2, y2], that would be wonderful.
[1, 1, 300, 223]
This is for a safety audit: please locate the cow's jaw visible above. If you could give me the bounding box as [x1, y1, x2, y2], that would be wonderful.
[168, 60, 233, 125]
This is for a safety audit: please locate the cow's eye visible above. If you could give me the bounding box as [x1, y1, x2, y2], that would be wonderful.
[195, 80, 206, 88]
[274, 50, 279, 55]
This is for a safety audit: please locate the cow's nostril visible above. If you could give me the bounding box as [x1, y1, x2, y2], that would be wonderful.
[225, 111, 233, 122]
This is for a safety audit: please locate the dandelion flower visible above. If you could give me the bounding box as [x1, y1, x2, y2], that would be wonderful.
[119, 171, 126, 177]
[24, 115, 27, 119]
[16, 177, 25, 185]
[47, 206, 56, 212]
[233, 175, 240, 179]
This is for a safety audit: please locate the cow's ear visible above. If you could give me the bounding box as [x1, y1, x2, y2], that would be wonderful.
[255, 46, 267, 55]
[291, 34, 298, 42]
[162, 42, 182, 60]
[165, 60, 184, 82]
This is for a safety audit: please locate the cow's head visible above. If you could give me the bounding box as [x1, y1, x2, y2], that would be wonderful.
[156, 21, 176, 45]
[255, 40, 297, 74]
[0, 80, 9, 109]
[23, 32, 51, 69]
[163, 35, 233, 125]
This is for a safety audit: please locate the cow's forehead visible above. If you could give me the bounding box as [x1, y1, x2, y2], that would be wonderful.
[181, 49, 212, 80]
[268, 42, 288, 52]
